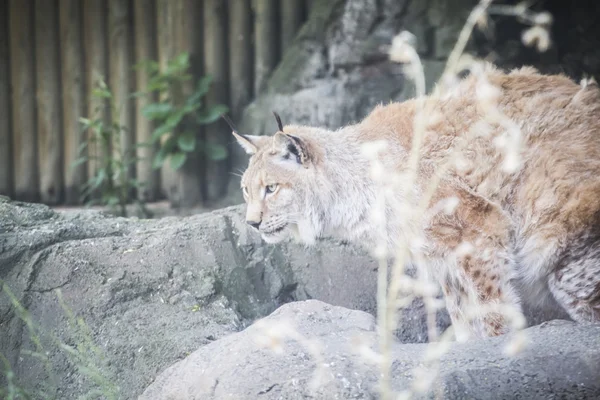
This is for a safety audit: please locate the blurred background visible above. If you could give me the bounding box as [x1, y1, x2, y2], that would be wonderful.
[0, 0, 599, 217]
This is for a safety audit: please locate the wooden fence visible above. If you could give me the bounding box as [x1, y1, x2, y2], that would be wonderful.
[0, 0, 310, 206]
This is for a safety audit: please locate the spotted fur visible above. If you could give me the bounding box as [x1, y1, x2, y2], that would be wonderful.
[234, 65, 600, 340]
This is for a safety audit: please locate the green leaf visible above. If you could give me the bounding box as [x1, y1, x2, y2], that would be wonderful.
[130, 90, 148, 98]
[142, 103, 173, 119]
[171, 52, 190, 71]
[105, 196, 120, 207]
[182, 102, 201, 115]
[152, 147, 168, 169]
[133, 141, 154, 148]
[133, 59, 159, 73]
[169, 152, 187, 170]
[151, 123, 174, 142]
[77, 141, 88, 154]
[196, 104, 229, 125]
[177, 132, 196, 152]
[146, 78, 169, 93]
[164, 108, 186, 128]
[204, 143, 228, 161]
[72, 157, 88, 167]
[195, 75, 214, 98]
[91, 87, 112, 99]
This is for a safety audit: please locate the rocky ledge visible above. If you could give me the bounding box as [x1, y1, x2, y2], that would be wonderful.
[1, 197, 597, 399]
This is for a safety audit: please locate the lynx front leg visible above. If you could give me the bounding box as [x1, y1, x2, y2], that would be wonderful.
[440, 253, 522, 341]
[547, 236, 600, 323]
[427, 190, 523, 341]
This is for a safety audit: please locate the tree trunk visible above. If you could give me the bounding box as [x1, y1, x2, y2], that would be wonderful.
[83, 0, 110, 200]
[35, 0, 63, 204]
[204, 0, 230, 202]
[10, 0, 38, 202]
[133, 0, 160, 202]
[60, 0, 86, 204]
[253, 0, 278, 95]
[0, 0, 12, 198]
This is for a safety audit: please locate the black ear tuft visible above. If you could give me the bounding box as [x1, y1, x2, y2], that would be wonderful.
[273, 111, 284, 132]
[222, 114, 237, 132]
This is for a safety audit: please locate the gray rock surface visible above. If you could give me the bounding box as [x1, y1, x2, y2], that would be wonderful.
[140, 300, 600, 400]
[0, 197, 576, 399]
[228, 0, 479, 201]
[0, 197, 446, 399]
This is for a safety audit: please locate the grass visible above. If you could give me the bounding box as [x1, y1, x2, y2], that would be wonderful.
[0, 282, 119, 400]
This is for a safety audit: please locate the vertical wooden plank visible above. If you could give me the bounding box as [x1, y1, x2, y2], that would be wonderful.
[280, 0, 304, 53]
[174, 0, 205, 207]
[109, 0, 135, 198]
[156, 0, 205, 207]
[0, 0, 12, 197]
[204, 0, 230, 201]
[228, 0, 252, 121]
[133, 0, 160, 202]
[253, 0, 278, 95]
[155, 0, 177, 200]
[305, 0, 313, 15]
[83, 0, 109, 197]
[35, 0, 63, 204]
[9, 0, 38, 202]
[60, 0, 86, 204]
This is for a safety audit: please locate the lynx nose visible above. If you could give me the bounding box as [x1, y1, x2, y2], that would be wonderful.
[247, 220, 261, 230]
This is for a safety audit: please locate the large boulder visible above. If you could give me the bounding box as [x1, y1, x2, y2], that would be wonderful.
[0, 196, 576, 399]
[0, 197, 445, 399]
[140, 300, 600, 400]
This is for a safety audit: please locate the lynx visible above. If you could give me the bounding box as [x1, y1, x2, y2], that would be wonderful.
[232, 65, 600, 340]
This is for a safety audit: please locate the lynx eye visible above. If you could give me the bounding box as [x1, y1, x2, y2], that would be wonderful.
[265, 184, 279, 194]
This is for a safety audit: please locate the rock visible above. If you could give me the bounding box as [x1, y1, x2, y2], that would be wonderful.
[0, 199, 242, 399]
[140, 300, 600, 400]
[0, 197, 450, 399]
[0, 197, 575, 398]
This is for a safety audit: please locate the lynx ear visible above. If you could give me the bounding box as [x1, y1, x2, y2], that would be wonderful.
[272, 132, 311, 166]
[232, 131, 263, 155]
[224, 114, 263, 155]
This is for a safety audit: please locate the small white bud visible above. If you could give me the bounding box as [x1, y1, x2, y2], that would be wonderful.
[476, 80, 502, 109]
[521, 26, 551, 52]
[442, 196, 460, 214]
[372, 244, 388, 259]
[502, 150, 521, 173]
[389, 31, 417, 64]
[476, 11, 489, 31]
[533, 11, 553, 26]
[504, 332, 528, 356]
[361, 140, 388, 159]
[454, 241, 474, 257]
[470, 120, 493, 138]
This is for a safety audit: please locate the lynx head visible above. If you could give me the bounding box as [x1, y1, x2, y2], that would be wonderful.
[230, 112, 324, 245]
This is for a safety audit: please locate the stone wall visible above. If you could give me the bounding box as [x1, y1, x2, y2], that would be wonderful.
[227, 0, 600, 202]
